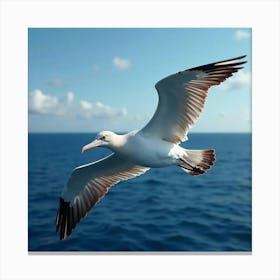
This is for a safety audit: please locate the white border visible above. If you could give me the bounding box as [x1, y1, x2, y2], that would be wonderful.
[1, 1, 279, 280]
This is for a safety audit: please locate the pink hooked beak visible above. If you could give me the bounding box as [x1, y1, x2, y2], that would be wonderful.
[81, 139, 102, 153]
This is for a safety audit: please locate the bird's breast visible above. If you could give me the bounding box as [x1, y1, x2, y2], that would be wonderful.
[114, 134, 178, 168]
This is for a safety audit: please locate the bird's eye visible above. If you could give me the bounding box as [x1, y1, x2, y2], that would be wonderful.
[100, 136, 106, 141]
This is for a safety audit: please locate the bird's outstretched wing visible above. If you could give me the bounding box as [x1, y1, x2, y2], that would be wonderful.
[140, 55, 247, 144]
[56, 154, 149, 240]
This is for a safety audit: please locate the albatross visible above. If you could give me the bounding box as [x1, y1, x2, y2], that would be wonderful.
[56, 55, 247, 240]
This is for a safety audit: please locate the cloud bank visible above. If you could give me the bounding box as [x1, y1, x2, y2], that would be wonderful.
[28, 90, 73, 115]
[29, 90, 127, 120]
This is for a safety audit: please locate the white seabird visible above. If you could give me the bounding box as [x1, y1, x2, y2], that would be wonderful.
[56, 55, 247, 240]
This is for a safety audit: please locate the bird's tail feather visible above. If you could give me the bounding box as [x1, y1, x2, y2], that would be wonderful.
[178, 149, 216, 176]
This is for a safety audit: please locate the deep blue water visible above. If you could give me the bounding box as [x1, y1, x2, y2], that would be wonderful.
[28, 133, 251, 252]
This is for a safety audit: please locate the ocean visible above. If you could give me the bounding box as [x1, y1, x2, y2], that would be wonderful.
[28, 133, 251, 252]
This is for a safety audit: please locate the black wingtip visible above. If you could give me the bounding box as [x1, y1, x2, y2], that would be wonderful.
[219, 54, 247, 61]
[188, 55, 247, 72]
[55, 197, 72, 240]
[213, 54, 247, 65]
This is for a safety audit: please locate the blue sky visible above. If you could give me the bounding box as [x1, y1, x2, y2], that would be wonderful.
[28, 28, 251, 133]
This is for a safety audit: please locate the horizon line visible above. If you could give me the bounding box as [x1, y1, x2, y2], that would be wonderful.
[28, 131, 252, 134]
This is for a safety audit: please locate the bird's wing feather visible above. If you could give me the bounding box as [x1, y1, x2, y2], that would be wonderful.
[140, 55, 247, 144]
[56, 153, 149, 240]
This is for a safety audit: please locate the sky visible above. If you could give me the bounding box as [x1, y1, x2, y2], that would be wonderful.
[28, 28, 251, 133]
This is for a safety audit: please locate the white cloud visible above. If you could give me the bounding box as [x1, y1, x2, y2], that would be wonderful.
[29, 90, 74, 116]
[218, 70, 251, 91]
[235, 30, 250, 40]
[79, 100, 127, 119]
[29, 90, 59, 115]
[80, 100, 93, 110]
[29, 89, 128, 120]
[112, 56, 131, 70]
[66, 92, 74, 104]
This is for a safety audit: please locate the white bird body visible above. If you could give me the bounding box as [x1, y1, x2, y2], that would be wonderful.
[111, 131, 181, 168]
[56, 55, 247, 240]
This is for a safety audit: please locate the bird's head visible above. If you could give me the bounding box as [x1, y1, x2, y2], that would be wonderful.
[81, 131, 119, 153]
